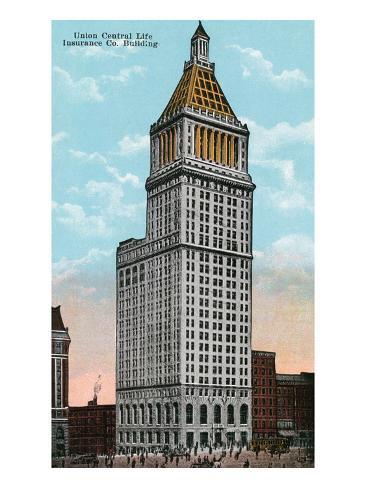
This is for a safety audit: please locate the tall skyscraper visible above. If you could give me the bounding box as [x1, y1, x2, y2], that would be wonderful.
[116, 22, 255, 452]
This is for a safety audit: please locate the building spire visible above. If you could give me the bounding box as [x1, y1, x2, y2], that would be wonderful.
[190, 21, 210, 67]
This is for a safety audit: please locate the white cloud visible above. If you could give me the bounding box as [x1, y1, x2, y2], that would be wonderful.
[102, 65, 146, 84]
[256, 234, 313, 268]
[263, 185, 312, 212]
[83, 180, 145, 218]
[53, 248, 113, 285]
[254, 234, 314, 298]
[239, 118, 314, 159]
[69, 45, 126, 59]
[118, 134, 149, 155]
[270, 234, 313, 266]
[238, 118, 314, 212]
[52, 131, 69, 145]
[53, 66, 104, 102]
[257, 160, 313, 212]
[57, 149, 145, 234]
[69, 149, 141, 187]
[229, 45, 310, 89]
[53, 201, 108, 237]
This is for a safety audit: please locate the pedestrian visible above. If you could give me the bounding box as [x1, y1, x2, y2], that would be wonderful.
[127, 455, 130, 465]
[155, 460, 159, 468]
[176, 456, 179, 467]
[198, 455, 201, 464]
[131, 458, 136, 468]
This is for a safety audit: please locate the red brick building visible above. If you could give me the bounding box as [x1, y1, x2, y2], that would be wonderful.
[276, 373, 314, 447]
[251, 350, 277, 439]
[69, 398, 116, 455]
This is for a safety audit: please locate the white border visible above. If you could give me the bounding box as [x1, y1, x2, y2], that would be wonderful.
[3, 0, 365, 486]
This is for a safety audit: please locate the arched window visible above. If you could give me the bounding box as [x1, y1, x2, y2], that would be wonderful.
[186, 404, 193, 424]
[214, 404, 221, 424]
[119, 404, 123, 424]
[133, 404, 138, 424]
[140, 404, 145, 424]
[148, 403, 153, 424]
[165, 404, 171, 424]
[126, 405, 131, 425]
[240, 404, 248, 425]
[227, 404, 234, 425]
[200, 404, 208, 425]
[173, 402, 179, 424]
[156, 403, 161, 424]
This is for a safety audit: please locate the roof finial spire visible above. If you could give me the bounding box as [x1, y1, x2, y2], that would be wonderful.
[191, 21, 210, 67]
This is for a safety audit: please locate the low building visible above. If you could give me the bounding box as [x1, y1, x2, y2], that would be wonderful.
[276, 372, 314, 447]
[52, 306, 71, 457]
[69, 398, 116, 455]
[251, 351, 277, 439]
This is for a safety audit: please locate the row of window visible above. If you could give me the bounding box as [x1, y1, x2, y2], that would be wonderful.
[119, 403, 248, 426]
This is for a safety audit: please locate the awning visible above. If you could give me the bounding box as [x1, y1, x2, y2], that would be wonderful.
[278, 430, 297, 437]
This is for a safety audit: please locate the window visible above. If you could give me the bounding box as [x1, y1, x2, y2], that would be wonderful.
[140, 404, 145, 424]
[126, 405, 131, 424]
[240, 404, 248, 425]
[119, 405, 123, 424]
[132, 405, 138, 424]
[156, 403, 161, 424]
[165, 404, 171, 424]
[173, 402, 179, 424]
[227, 404, 234, 425]
[186, 432, 194, 447]
[214, 404, 221, 424]
[200, 404, 208, 424]
[186, 403, 193, 424]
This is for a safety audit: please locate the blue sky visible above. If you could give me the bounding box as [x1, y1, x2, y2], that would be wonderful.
[52, 20, 314, 404]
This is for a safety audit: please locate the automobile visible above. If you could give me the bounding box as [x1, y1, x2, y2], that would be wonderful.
[71, 454, 98, 465]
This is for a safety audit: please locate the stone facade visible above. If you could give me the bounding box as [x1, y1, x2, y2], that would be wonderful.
[116, 23, 255, 453]
[52, 306, 71, 457]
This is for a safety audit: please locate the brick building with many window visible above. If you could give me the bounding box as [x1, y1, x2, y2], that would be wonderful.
[251, 350, 277, 439]
[276, 373, 314, 447]
[68, 398, 116, 456]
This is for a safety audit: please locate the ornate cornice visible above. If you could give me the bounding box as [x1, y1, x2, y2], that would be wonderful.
[146, 161, 255, 193]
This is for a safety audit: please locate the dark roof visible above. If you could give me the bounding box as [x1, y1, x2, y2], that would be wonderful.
[52, 305, 67, 331]
[192, 21, 210, 40]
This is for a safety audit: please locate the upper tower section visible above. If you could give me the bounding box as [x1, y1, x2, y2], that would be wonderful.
[157, 22, 237, 123]
[149, 22, 250, 178]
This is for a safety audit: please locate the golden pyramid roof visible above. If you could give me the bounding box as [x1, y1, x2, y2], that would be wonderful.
[159, 64, 236, 121]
